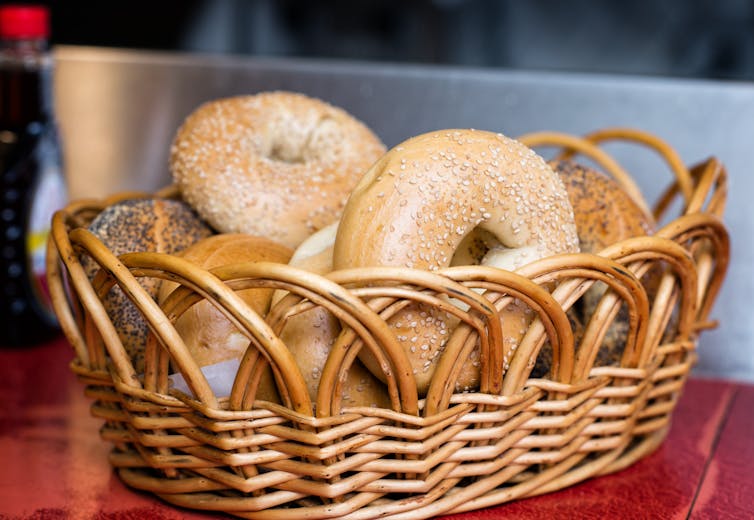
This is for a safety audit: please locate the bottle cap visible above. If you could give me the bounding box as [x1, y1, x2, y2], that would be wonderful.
[0, 5, 49, 40]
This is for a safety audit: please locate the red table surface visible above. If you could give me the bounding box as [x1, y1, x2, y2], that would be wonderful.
[1, 337, 752, 520]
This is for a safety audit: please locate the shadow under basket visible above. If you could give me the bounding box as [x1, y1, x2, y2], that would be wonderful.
[47, 128, 730, 519]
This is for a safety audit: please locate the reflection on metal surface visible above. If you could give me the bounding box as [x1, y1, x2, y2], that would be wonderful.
[52, 45, 753, 381]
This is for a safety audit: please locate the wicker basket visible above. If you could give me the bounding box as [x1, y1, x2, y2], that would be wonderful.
[47, 128, 729, 519]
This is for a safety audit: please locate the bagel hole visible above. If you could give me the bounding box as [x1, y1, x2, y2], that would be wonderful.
[451, 228, 498, 266]
[268, 141, 305, 164]
[265, 116, 338, 165]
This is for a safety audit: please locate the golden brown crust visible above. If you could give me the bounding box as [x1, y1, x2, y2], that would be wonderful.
[334, 129, 579, 272]
[84, 198, 213, 372]
[333, 129, 579, 394]
[157, 234, 293, 368]
[170, 91, 386, 249]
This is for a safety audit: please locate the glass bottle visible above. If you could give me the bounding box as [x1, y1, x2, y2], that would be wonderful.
[0, 5, 66, 346]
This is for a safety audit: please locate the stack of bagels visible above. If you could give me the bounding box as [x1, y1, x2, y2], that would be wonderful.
[84, 90, 656, 407]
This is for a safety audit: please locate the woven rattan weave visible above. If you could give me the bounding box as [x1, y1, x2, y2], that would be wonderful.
[47, 128, 729, 519]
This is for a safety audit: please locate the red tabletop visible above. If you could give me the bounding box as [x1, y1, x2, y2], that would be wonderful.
[1, 337, 752, 519]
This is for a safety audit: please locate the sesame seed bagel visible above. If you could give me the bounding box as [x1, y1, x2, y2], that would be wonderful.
[170, 91, 387, 249]
[333, 129, 579, 394]
[84, 198, 214, 373]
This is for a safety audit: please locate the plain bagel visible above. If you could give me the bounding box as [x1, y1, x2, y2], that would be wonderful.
[269, 226, 391, 411]
[170, 91, 387, 248]
[333, 129, 579, 394]
[157, 233, 293, 368]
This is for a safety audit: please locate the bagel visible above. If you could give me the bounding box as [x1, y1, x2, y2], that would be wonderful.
[170, 91, 387, 249]
[333, 129, 579, 394]
[269, 226, 390, 411]
[83, 198, 214, 373]
[286, 221, 338, 276]
[157, 233, 293, 368]
[553, 160, 654, 255]
[334, 129, 579, 272]
[276, 301, 391, 412]
[550, 160, 656, 368]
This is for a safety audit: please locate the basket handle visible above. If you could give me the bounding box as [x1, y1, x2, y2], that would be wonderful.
[327, 267, 507, 416]
[47, 211, 91, 367]
[427, 265, 573, 413]
[151, 264, 313, 415]
[69, 234, 222, 406]
[566, 128, 693, 206]
[517, 252, 650, 384]
[598, 236, 698, 367]
[211, 262, 421, 417]
[46, 191, 182, 374]
[656, 213, 730, 325]
[654, 158, 727, 222]
[119, 254, 327, 414]
[52, 223, 143, 387]
[686, 158, 727, 217]
[517, 130, 652, 220]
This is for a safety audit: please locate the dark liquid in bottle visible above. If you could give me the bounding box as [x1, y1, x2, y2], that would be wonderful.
[0, 64, 61, 346]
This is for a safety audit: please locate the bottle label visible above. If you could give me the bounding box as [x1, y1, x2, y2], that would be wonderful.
[26, 128, 65, 320]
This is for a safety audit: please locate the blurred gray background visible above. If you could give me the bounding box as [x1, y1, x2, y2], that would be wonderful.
[46, 0, 754, 81]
